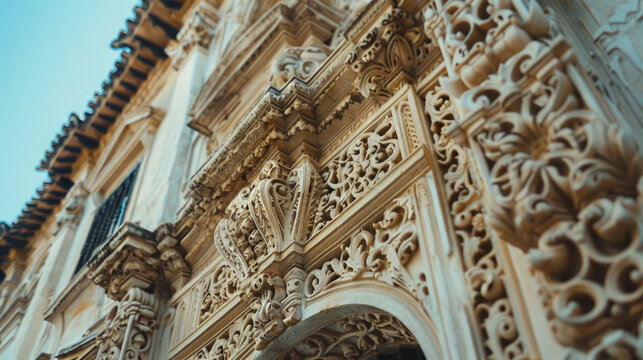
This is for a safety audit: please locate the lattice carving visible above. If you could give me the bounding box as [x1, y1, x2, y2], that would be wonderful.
[313, 116, 402, 234]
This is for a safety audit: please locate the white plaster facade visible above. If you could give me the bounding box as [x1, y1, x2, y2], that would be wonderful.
[0, 0, 641, 359]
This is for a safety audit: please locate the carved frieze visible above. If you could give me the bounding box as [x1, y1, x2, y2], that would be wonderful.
[307, 196, 420, 299]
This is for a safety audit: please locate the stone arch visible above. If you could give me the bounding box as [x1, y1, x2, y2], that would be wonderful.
[259, 280, 443, 359]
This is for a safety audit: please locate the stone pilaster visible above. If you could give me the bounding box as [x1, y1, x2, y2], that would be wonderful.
[423, 1, 642, 357]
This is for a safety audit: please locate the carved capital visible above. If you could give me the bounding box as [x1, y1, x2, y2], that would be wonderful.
[156, 223, 191, 293]
[166, 2, 218, 70]
[95, 287, 159, 360]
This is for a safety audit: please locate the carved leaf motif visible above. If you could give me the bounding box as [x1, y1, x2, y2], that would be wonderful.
[306, 196, 420, 299]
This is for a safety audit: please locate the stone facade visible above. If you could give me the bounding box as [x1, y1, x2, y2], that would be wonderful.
[0, 0, 641, 359]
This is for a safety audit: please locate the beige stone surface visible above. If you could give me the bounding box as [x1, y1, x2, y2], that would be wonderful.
[0, 1, 640, 359]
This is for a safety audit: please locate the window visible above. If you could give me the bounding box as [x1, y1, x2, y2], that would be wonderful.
[73, 163, 140, 274]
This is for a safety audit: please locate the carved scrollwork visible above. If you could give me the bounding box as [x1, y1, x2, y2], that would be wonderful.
[313, 116, 401, 234]
[52, 181, 88, 235]
[425, 85, 527, 358]
[270, 44, 330, 88]
[284, 312, 417, 360]
[190, 268, 305, 358]
[214, 160, 321, 280]
[347, 7, 432, 102]
[307, 196, 421, 300]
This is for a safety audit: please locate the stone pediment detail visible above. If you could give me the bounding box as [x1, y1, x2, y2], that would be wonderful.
[214, 159, 320, 279]
[347, 7, 434, 103]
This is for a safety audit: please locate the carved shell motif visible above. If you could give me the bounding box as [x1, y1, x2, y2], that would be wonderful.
[214, 160, 320, 279]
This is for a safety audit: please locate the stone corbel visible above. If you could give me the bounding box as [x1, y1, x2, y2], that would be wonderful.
[155, 223, 191, 293]
[166, 2, 219, 70]
[213, 160, 320, 280]
[86, 223, 161, 300]
[247, 267, 305, 350]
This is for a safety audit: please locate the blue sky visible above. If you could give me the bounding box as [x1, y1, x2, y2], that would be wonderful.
[0, 1, 136, 223]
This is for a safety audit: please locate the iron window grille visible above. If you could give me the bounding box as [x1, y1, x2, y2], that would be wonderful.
[73, 163, 140, 274]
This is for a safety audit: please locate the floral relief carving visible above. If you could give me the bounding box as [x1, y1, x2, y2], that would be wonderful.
[214, 160, 321, 280]
[425, 0, 643, 357]
[270, 44, 330, 88]
[198, 264, 239, 325]
[424, 85, 527, 359]
[283, 313, 417, 360]
[347, 7, 432, 102]
[313, 116, 401, 234]
[307, 196, 421, 300]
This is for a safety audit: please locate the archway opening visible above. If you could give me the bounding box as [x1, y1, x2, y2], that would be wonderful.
[281, 312, 426, 360]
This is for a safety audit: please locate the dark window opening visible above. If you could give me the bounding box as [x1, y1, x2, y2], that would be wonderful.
[362, 344, 426, 360]
[73, 163, 140, 274]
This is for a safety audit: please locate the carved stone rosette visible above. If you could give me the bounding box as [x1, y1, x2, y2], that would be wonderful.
[424, 0, 643, 357]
